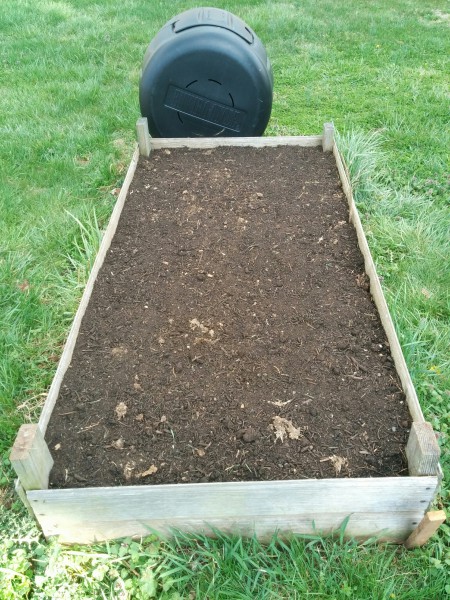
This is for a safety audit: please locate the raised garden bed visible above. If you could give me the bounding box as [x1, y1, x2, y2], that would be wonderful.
[11, 122, 442, 545]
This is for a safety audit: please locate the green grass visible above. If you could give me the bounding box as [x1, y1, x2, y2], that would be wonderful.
[337, 129, 450, 490]
[0, 0, 449, 596]
[1, 507, 449, 599]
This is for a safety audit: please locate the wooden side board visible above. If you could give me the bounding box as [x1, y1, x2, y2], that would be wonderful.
[333, 145, 425, 424]
[333, 144, 442, 478]
[149, 135, 323, 149]
[27, 476, 438, 544]
[38, 147, 140, 434]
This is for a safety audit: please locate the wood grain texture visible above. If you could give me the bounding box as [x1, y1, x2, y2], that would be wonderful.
[10, 425, 53, 490]
[333, 143, 425, 424]
[136, 117, 151, 157]
[406, 422, 441, 476]
[404, 510, 446, 548]
[38, 146, 140, 434]
[27, 514, 426, 545]
[14, 479, 35, 516]
[322, 123, 334, 152]
[27, 477, 437, 544]
[150, 135, 323, 149]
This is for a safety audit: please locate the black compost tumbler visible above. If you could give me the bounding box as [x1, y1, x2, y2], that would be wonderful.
[139, 7, 273, 138]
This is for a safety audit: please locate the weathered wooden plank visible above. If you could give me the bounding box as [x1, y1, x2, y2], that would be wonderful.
[150, 135, 323, 149]
[136, 117, 151, 157]
[28, 513, 427, 545]
[404, 510, 446, 549]
[29, 477, 438, 516]
[10, 425, 53, 490]
[38, 146, 140, 433]
[406, 422, 441, 476]
[28, 477, 437, 543]
[333, 143, 425, 424]
[15, 479, 36, 517]
[322, 122, 334, 152]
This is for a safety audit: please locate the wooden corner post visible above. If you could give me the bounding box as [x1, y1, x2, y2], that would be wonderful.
[10, 424, 54, 491]
[406, 421, 440, 476]
[136, 117, 151, 157]
[404, 510, 446, 549]
[322, 122, 334, 152]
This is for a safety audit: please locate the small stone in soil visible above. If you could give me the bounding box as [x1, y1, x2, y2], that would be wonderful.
[238, 427, 258, 443]
[223, 418, 233, 430]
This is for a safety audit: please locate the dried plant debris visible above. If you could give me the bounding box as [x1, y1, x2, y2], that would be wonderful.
[138, 464, 158, 478]
[123, 461, 135, 480]
[111, 346, 128, 357]
[269, 416, 303, 443]
[320, 455, 349, 475]
[110, 438, 124, 450]
[189, 318, 214, 337]
[268, 399, 293, 407]
[115, 402, 127, 420]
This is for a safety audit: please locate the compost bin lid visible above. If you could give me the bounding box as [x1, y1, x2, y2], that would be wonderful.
[172, 6, 254, 44]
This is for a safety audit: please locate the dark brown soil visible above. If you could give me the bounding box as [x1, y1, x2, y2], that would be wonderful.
[46, 145, 411, 489]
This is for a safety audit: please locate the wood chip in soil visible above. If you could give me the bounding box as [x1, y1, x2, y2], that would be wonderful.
[46, 146, 411, 488]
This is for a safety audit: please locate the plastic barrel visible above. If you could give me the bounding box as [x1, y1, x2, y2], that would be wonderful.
[139, 7, 273, 137]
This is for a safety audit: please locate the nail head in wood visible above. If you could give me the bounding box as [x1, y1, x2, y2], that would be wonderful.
[404, 510, 446, 549]
[136, 117, 151, 157]
[406, 421, 440, 476]
[10, 424, 54, 491]
[322, 122, 334, 152]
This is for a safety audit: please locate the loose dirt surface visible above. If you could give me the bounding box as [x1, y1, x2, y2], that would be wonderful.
[46, 146, 411, 488]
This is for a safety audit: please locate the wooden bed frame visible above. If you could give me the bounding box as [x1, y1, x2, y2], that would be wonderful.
[10, 120, 444, 546]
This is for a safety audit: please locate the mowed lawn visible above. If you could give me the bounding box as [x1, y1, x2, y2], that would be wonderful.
[1, 0, 449, 598]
